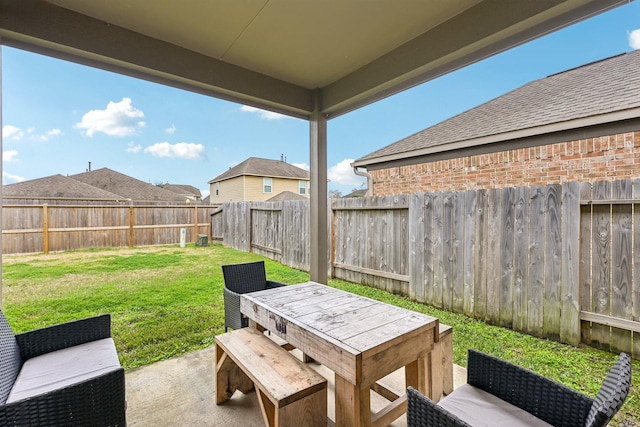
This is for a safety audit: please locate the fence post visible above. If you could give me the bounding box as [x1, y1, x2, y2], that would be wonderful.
[248, 202, 253, 253]
[194, 205, 199, 242]
[128, 206, 135, 248]
[42, 203, 49, 254]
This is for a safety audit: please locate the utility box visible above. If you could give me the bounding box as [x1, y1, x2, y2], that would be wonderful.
[196, 234, 209, 247]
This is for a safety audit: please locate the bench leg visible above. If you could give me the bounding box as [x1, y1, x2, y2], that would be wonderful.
[279, 386, 327, 427]
[215, 344, 254, 404]
[430, 329, 454, 402]
[256, 386, 327, 427]
[257, 389, 276, 427]
[441, 331, 453, 395]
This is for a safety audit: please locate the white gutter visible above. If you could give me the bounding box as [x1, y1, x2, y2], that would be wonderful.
[353, 165, 373, 197]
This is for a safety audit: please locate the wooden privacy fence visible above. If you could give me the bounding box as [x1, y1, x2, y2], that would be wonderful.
[213, 180, 640, 359]
[211, 201, 310, 272]
[2, 204, 215, 254]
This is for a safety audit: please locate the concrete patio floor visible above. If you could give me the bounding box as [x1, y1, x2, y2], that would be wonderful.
[125, 345, 467, 427]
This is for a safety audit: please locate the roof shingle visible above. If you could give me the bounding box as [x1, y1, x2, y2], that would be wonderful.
[356, 50, 640, 164]
[3, 174, 125, 200]
[208, 157, 310, 183]
[70, 168, 187, 202]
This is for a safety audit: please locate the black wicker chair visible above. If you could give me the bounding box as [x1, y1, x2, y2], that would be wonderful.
[0, 310, 126, 426]
[222, 261, 286, 331]
[407, 349, 631, 427]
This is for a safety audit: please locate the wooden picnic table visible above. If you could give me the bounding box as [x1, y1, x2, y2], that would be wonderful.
[240, 281, 439, 427]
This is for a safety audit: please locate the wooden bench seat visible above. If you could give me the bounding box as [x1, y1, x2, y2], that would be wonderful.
[215, 327, 327, 427]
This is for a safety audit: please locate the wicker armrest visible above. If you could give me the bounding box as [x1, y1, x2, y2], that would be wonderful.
[223, 286, 247, 330]
[0, 368, 126, 426]
[407, 387, 472, 427]
[15, 314, 112, 360]
[266, 280, 286, 289]
[467, 349, 593, 427]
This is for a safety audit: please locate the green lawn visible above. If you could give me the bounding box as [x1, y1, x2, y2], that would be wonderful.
[2, 243, 638, 425]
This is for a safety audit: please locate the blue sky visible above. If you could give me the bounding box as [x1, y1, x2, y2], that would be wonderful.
[2, 3, 640, 197]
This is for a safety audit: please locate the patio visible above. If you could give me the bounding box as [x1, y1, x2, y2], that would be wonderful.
[124, 343, 467, 426]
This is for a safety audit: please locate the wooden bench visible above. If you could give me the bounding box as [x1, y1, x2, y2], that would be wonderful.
[430, 323, 454, 402]
[215, 327, 327, 427]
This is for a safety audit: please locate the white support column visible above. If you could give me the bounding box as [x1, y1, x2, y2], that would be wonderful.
[309, 90, 328, 284]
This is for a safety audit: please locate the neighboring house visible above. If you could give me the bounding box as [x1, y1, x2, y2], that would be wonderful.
[70, 168, 187, 203]
[342, 189, 367, 198]
[208, 157, 310, 202]
[163, 184, 202, 202]
[267, 190, 308, 201]
[353, 50, 640, 195]
[3, 174, 126, 203]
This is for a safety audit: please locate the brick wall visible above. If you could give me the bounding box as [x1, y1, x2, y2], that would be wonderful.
[370, 131, 640, 195]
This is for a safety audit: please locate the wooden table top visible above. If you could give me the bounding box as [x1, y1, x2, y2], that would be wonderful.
[240, 281, 438, 386]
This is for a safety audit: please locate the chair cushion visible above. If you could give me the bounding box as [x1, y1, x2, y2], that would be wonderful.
[438, 384, 553, 427]
[6, 338, 121, 403]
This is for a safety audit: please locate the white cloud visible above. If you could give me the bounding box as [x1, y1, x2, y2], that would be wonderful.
[3, 150, 19, 162]
[144, 142, 206, 160]
[240, 105, 289, 120]
[3, 125, 24, 141]
[3, 171, 25, 184]
[629, 28, 640, 50]
[39, 128, 63, 141]
[327, 158, 366, 187]
[126, 142, 142, 153]
[75, 97, 145, 137]
[292, 162, 310, 171]
[166, 124, 177, 134]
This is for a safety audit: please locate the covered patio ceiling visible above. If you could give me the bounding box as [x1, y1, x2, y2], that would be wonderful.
[0, 0, 628, 283]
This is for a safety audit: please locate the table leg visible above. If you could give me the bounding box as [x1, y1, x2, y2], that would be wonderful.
[335, 375, 370, 427]
[405, 353, 431, 398]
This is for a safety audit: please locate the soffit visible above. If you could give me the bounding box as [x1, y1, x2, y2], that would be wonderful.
[0, 0, 628, 118]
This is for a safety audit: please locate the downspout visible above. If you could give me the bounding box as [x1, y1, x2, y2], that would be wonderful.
[353, 166, 373, 197]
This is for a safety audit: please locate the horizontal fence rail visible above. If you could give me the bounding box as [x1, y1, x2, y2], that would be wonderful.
[2, 204, 216, 254]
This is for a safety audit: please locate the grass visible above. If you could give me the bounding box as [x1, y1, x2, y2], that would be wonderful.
[2, 243, 638, 425]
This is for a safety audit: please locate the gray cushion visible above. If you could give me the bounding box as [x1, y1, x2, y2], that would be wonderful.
[438, 384, 554, 427]
[6, 338, 121, 403]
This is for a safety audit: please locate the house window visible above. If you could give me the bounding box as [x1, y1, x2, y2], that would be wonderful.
[263, 178, 272, 193]
[215, 182, 220, 196]
[299, 180, 307, 195]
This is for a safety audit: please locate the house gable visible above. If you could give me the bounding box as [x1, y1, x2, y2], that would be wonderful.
[209, 157, 310, 202]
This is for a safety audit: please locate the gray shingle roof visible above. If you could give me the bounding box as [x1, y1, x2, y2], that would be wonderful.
[70, 168, 187, 202]
[163, 184, 202, 198]
[3, 174, 125, 200]
[266, 191, 308, 201]
[356, 50, 640, 165]
[209, 157, 310, 183]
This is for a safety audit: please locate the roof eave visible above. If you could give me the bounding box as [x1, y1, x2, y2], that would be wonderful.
[353, 107, 640, 169]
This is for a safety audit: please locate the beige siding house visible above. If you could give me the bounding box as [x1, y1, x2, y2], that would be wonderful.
[208, 157, 310, 203]
[353, 50, 640, 195]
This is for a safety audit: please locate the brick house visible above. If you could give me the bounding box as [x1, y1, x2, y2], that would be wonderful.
[208, 157, 310, 203]
[353, 50, 640, 195]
